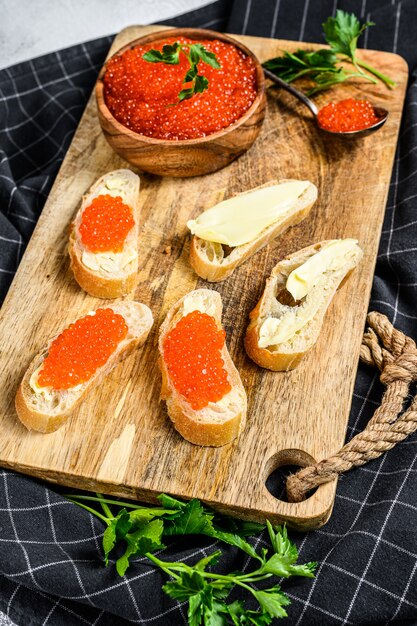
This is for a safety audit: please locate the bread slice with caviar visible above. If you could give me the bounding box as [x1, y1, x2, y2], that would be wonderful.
[245, 239, 363, 371]
[15, 301, 153, 433]
[69, 169, 140, 298]
[158, 289, 247, 447]
[188, 180, 317, 283]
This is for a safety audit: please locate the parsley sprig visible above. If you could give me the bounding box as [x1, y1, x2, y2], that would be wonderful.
[67, 492, 316, 624]
[263, 10, 395, 95]
[142, 42, 220, 101]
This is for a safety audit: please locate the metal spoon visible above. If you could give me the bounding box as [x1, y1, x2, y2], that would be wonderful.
[263, 68, 389, 137]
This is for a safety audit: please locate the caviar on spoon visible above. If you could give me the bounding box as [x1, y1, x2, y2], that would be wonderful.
[264, 68, 388, 137]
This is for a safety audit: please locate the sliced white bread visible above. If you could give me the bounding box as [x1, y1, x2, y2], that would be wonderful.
[69, 169, 140, 298]
[244, 240, 363, 371]
[158, 289, 247, 447]
[189, 180, 318, 283]
[15, 301, 153, 433]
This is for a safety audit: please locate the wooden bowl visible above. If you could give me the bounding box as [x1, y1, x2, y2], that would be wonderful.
[95, 28, 267, 178]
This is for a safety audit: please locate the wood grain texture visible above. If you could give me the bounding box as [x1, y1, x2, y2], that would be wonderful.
[0, 25, 408, 530]
[96, 28, 267, 178]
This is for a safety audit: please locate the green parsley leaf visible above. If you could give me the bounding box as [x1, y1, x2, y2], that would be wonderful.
[323, 10, 374, 60]
[143, 41, 220, 102]
[128, 508, 177, 526]
[184, 66, 198, 83]
[204, 601, 229, 626]
[263, 49, 338, 83]
[194, 550, 222, 572]
[260, 552, 317, 578]
[306, 68, 353, 95]
[224, 601, 274, 626]
[263, 9, 395, 93]
[252, 586, 291, 619]
[211, 530, 261, 562]
[116, 519, 165, 576]
[102, 509, 131, 565]
[188, 592, 206, 626]
[191, 43, 221, 69]
[243, 611, 274, 625]
[194, 75, 209, 94]
[262, 522, 317, 578]
[142, 49, 165, 63]
[161, 43, 181, 63]
[267, 522, 298, 562]
[163, 570, 207, 601]
[67, 492, 318, 624]
[323, 10, 395, 87]
[157, 493, 185, 510]
[163, 499, 215, 536]
[224, 600, 247, 625]
[143, 42, 180, 65]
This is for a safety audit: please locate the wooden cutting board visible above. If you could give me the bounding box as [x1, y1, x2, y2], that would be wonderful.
[0, 26, 408, 530]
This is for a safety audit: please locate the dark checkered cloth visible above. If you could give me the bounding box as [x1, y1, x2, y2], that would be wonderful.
[1, 1, 417, 624]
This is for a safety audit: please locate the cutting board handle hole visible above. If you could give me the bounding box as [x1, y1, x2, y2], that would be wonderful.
[265, 449, 318, 503]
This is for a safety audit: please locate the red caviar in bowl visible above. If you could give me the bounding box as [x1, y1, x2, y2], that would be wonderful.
[79, 194, 135, 253]
[163, 310, 231, 410]
[317, 98, 381, 133]
[38, 309, 128, 389]
[103, 37, 257, 140]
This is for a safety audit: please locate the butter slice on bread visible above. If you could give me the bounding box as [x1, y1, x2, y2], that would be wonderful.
[188, 180, 318, 283]
[15, 301, 153, 433]
[158, 289, 247, 447]
[69, 169, 140, 298]
[245, 240, 363, 371]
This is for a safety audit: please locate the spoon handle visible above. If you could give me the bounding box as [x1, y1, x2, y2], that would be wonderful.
[263, 68, 319, 117]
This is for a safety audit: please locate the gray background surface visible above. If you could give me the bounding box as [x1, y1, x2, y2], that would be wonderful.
[0, 0, 211, 69]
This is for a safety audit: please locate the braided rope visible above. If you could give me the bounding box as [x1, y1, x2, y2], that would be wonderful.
[286, 312, 417, 503]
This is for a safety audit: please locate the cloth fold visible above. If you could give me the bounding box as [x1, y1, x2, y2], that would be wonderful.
[1, 1, 417, 624]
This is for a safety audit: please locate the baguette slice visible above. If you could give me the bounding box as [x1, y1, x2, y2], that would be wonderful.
[69, 169, 140, 298]
[244, 240, 363, 371]
[15, 301, 153, 433]
[189, 180, 317, 283]
[158, 289, 247, 447]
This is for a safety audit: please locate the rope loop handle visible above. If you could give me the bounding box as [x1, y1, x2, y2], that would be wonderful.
[286, 312, 417, 503]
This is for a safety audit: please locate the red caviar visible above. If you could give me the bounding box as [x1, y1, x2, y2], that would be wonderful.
[103, 37, 257, 140]
[38, 309, 128, 389]
[163, 310, 231, 410]
[317, 98, 380, 133]
[79, 195, 134, 253]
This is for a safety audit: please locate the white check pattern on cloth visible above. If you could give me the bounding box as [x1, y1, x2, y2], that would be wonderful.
[1, 0, 417, 624]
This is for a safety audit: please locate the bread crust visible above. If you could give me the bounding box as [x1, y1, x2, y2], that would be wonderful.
[158, 289, 247, 447]
[244, 241, 363, 371]
[69, 225, 138, 299]
[189, 180, 318, 283]
[15, 301, 153, 433]
[68, 169, 140, 298]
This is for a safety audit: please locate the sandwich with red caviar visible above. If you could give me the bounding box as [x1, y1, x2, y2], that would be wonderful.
[159, 289, 247, 446]
[16, 301, 153, 433]
[69, 169, 140, 298]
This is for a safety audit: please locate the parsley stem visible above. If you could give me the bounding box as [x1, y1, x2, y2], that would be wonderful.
[355, 58, 396, 87]
[64, 494, 169, 511]
[146, 554, 273, 589]
[198, 572, 271, 586]
[66, 498, 110, 524]
[265, 66, 340, 83]
[96, 493, 113, 519]
[145, 552, 182, 580]
[351, 58, 377, 83]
